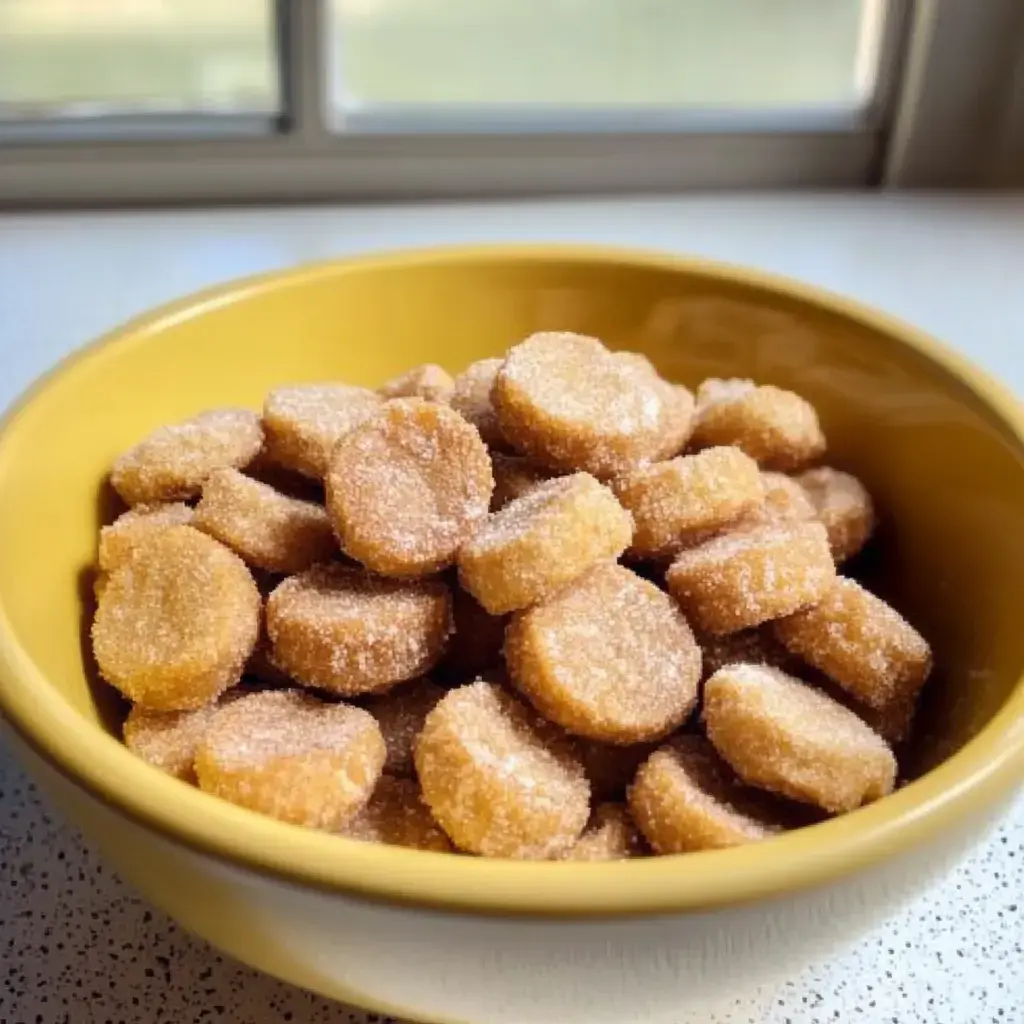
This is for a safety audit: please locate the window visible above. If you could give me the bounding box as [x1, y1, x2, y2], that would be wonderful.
[0, 0, 1020, 205]
[0, 0, 280, 135]
[328, 0, 880, 117]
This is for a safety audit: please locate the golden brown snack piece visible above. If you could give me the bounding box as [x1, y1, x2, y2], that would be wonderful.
[195, 690, 385, 830]
[437, 586, 508, 680]
[774, 577, 932, 711]
[415, 681, 590, 859]
[562, 803, 645, 861]
[123, 689, 245, 783]
[193, 468, 336, 574]
[365, 679, 446, 777]
[378, 363, 455, 404]
[699, 626, 796, 681]
[576, 739, 657, 801]
[666, 521, 836, 635]
[612, 446, 763, 559]
[797, 467, 876, 563]
[703, 663, 897, 813]
[262, 383, 381, 479]
[266, 563, 451, 696]
[450, 358, 507, 448]
[742, 471, 817, 527]
[458, 473, 633, 615]
[98, 502, 195, 572]
[629, 735, 786, 853]
[92, 526, 260, 710]
[326, 399, 493, 577]
[493, 332, 692, 478]
[111, 409, 264, 505]
[505, 563, 702, 744]
[344, 776, 453, 852]
[691, 379, 825, 471]
[490, 453, 553, 511]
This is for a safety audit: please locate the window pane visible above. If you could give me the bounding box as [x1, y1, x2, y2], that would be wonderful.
[330, 0, 883, 112]
[0, 0, 279, 120]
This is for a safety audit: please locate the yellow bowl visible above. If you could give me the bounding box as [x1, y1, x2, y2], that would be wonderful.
[1, 246, 1024, 1024]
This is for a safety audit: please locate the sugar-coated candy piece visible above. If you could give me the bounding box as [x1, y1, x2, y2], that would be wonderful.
[458, 472, 633, 615]
[629, 735, 788, 853]
[612, 446, 763, 559]
[415, 681, 590, 859]
[111, 409, 263, 505]
[195, 690, 385, 830]
[505, 562, 702, 744]
[326, 398, 493, 577]
[691, 378, 825, 471]
[703, 663, 897, 813]
[666, 521, 836, 635]
[493, 332, 693, 477]
[194, 467, 336, 574]
[266, 563, 451, 696]
[774, 577, 931, 711]
[92, 526, 260, 710]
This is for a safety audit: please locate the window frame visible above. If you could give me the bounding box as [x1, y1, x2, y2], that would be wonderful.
[0, 0, 1013, 208]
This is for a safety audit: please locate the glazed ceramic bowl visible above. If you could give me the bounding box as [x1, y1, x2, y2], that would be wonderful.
[1, 247, 1023, 1024]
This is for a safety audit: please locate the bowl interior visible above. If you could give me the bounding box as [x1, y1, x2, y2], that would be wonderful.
[1, 247, 1024, 910]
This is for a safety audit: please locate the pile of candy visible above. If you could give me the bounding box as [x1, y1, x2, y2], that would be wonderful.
[92, 331, 932, 860]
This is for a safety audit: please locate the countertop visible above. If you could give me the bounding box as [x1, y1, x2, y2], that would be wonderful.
[0, 194, 1022, 1024]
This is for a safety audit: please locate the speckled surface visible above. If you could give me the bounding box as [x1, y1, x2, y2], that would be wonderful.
[1, 196, 1024, 1022]
[0, 745, 1021, 1024]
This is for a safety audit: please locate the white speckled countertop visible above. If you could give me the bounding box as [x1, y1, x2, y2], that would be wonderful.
[0, 194, 1022, 1024]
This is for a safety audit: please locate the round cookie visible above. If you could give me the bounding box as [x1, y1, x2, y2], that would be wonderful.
[505, 562, 702, 744]
[415, 680, 590, 859]
[194, 467, 336, 574]
[666, 521, 836, 635]
[326, 398, 493, 577]
[493, 332, 692, 477]
[742, 471, 817, 528]
[629, 734, 787, 853]
[195, 690, 385, 830]
[111, 409, 263, 505]
[612, 446, 763, 559]
[691, 378, 825, 471]
[266, 564, 451, 696]
[458, 472, 633, 615]
[92, 525, 260, 710]
[773, 576, 932, 711]
[703, 663, 897, 813]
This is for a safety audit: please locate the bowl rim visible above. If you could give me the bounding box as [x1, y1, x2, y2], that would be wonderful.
[1, 242, 1024, 918]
